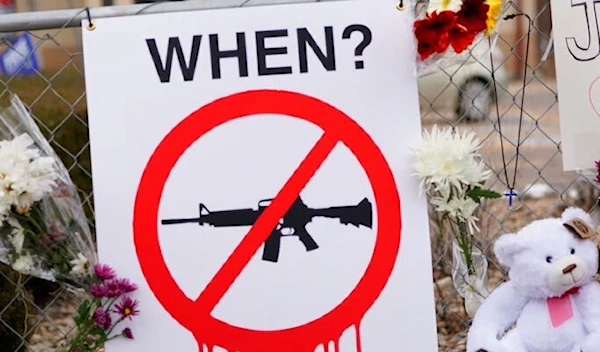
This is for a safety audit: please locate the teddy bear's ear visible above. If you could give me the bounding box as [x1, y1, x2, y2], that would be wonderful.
[494, 233, 524, 268]
[561, 207, 596, 229]
[561, 207, 598, 239]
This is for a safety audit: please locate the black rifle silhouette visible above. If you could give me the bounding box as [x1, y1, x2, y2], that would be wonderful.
[161, 197, 373, 262]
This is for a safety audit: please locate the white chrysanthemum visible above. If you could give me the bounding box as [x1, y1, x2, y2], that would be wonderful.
[0, 203, 9, 221]
[69, 252, 90, 276]
[431, 195, 480, 233]
[7, 217, 25, 253]
[412, 125, 492, 196]
[427, 0, 463, 13]
[0, 134, 58, 212]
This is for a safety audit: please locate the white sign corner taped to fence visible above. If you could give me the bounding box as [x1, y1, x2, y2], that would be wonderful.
[82, 0, 438, 351]
[550, 0, 600, 171]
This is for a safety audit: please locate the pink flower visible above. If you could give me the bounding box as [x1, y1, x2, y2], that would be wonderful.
[122, 327, 134, 339]
[114, 278, 138, 293]
[595, 160, 600, 183]
[92, 307, 112, 329]
[91, 281, 122, 298]
[93, 264, 116, 281]
[114, 296, 140, 320]
[90, 276, 137, 298]
[90, 283, 109, 298]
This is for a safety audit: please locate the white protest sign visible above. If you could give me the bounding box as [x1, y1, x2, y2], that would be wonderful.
[82, 1, 438, 351]
[550, 0, 600, 171]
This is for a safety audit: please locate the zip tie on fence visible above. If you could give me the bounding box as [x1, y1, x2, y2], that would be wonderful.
[85, 7, 96, 31]
[541, 29, 553, 62]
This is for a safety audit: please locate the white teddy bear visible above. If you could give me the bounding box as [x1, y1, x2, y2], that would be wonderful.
[466, 207, 600, 352]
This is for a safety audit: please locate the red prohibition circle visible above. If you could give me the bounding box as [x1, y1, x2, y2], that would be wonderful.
[133, 90, 402, 351]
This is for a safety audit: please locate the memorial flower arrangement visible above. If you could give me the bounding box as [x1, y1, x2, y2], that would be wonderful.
[411, 125, 501, 316]
[0, 95, 140, 350]
[0, 95, 97, 290]
[413, 0, 503, 62]
[63, 264, 140, 352]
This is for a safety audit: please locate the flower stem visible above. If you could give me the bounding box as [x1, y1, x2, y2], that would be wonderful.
[457, 220, 475, 276]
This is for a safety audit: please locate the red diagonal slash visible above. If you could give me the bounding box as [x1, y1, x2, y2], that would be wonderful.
[195, 132, 339, 313]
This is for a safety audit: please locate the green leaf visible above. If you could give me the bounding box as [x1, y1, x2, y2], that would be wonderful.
[90, 326, 106, 338]
[74, 300, 91, 326]
[467, 187, 502, 203]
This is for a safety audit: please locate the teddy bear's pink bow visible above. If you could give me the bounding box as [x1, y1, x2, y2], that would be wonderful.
[547, 287, 580, 327]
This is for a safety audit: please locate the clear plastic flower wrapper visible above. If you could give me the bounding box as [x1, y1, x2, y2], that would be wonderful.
[411, 0, 504, 77]
[0, 94, 97, 290]
[451, 240, 490, 317]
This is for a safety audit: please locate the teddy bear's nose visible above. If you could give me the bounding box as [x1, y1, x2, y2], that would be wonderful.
[563, 263, 577, 274]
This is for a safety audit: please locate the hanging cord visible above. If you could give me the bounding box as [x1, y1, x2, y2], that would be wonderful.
[488, 12, 532, 208]
[85, 7, 95, 31]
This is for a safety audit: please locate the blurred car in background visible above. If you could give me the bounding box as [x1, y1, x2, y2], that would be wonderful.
[417, 39, 509, 122]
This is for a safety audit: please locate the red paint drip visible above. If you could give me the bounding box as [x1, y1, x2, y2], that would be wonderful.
[333, 336, 341, 352]
[195, 317, 365, 352]
[355, 321, 363, 352]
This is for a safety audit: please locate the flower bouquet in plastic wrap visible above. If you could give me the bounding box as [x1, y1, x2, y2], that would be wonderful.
[411, 0, 503, 77]
[411, 125, 501, 317]
[0, 94, 97, 291]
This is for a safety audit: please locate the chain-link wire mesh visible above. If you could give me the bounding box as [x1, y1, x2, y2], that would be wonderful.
[0, 0, 596, 351]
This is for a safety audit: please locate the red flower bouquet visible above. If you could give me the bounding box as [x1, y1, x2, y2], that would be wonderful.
[413, 0, 502, 62]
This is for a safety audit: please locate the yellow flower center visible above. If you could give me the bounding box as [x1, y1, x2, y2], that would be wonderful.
[124, 307, 132, 315]
[442, 0, 452, 8]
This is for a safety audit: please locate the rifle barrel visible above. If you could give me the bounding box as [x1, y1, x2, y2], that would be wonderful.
[161, 208, 260, 227]
[161, 217, 201, 225]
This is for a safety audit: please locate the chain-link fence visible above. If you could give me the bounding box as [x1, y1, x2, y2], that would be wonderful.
[0, 0, 596, 351]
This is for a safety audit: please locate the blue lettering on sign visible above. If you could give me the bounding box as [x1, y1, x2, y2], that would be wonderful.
[0, 33, 40, 76]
